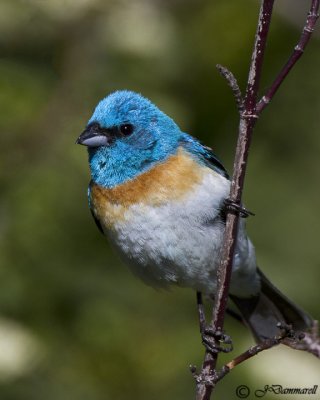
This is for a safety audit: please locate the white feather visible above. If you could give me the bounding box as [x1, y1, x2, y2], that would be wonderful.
[104, 170, 260, 297]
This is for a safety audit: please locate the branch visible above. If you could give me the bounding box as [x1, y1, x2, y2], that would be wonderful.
[194, 1, 320, 399]
[217, 338, 282, 382]
[216, 64, 244, 113]
[196, 2, 275, 399]
[284, 321, 320, 358]
[192, 323, 305, 387]
[257, 0, 320, 113]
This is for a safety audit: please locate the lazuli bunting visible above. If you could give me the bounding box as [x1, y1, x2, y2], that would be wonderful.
[77, 90, 311, 342]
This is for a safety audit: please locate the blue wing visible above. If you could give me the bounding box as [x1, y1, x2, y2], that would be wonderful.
[180, 133, 230, 179]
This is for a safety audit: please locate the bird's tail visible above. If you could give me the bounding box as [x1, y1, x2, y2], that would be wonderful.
[230, 268, 313, 342]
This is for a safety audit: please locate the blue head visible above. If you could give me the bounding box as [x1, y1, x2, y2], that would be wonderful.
[76, 90, 183, 187]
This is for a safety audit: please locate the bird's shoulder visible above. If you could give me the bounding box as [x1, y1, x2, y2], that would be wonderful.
[179, 133, 229, 180]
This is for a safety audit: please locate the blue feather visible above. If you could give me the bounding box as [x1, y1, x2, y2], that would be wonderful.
[179, 133, 229, 179]
[84, 90, 228, 188]
[86, 91, 183, 187]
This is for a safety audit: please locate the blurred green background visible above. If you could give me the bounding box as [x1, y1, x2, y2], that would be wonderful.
[1, 0, 320, 399]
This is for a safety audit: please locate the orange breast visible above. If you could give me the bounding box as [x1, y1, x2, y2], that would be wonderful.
[90, 147, 204, 227]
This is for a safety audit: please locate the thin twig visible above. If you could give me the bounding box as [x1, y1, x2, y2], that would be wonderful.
[216, 64, 244, 113]
[257, 0, 320, 113]
[214, 322, 320, 383]
[193, 324, 300, 387]
[215, 331, 289, 383]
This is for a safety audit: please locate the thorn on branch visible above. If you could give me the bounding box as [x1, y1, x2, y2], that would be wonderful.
[216, 64, 244, 114]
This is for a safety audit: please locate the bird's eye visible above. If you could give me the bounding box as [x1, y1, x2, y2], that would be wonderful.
[119, 124, 134, 136]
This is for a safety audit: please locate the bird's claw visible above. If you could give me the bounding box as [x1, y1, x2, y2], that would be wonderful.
[224, 198, 255, 218]
[201, 327, 233, 354]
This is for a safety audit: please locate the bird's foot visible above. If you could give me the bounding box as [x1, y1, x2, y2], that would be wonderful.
[201, 326, 233, 354]
[224, 198, 255, 218]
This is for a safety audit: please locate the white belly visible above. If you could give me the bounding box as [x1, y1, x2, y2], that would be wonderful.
[106, 171, 259, 296]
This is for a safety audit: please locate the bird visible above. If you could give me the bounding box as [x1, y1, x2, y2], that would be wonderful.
[76, 90, 312, 346]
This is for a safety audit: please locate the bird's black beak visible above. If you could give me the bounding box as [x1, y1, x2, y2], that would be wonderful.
[76, 123, 112, 147]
